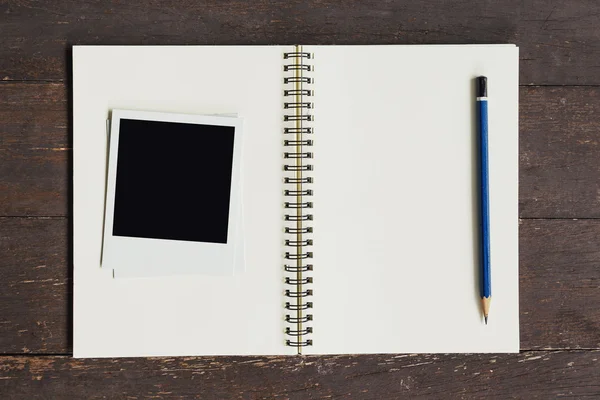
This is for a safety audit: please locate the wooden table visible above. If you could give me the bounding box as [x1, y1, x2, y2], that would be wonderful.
[1, 1, 599, 398]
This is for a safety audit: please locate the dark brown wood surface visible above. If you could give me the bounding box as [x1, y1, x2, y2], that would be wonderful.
[1, 0, 600, 398]
[1, 352, 599, 399]
[1, 0, 600, 85]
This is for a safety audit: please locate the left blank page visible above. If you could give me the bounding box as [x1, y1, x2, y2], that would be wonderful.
[73, 46, 292, 357]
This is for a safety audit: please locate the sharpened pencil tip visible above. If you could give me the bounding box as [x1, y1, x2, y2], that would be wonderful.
[481, 297, 491, 325]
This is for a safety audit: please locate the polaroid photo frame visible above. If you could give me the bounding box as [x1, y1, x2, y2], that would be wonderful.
[102, 109, 243, 277]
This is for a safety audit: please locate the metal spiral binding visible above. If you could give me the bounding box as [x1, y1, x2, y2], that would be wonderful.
[283, 46, 313, 353]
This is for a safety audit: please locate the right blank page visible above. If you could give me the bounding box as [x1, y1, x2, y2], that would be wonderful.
[309, 45, 519, 353]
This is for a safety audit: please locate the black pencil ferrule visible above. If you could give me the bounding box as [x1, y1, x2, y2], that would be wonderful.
[476, 76, 487, 98]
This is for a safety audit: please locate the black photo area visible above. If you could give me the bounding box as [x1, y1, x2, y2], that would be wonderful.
[112, 118, 235, 244]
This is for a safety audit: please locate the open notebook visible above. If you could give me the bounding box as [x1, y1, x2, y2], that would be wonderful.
[73, 45, 519, 357]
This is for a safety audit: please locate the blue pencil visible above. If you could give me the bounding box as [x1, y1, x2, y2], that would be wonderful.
[477, 76, 491, 324]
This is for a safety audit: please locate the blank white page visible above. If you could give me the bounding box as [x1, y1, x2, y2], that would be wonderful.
[307, 45, 519, 353]
[73, 46, 293, 357]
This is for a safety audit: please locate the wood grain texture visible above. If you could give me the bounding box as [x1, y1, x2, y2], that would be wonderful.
[3, 83, 600, 218]
[0, 218, 70, 354]
[1, 0, 600, 84]
[1, 218, 598, 354]
[520, 87, 600, 218]
[520, 220, 600, 350]
[0, 351, 599, 399]
[0, 83, 68, 216]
